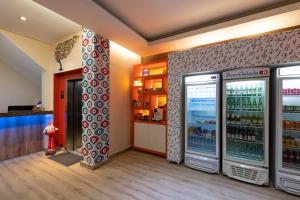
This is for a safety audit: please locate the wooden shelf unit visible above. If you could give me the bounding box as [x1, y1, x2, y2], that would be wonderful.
[131, 60, 168, 156]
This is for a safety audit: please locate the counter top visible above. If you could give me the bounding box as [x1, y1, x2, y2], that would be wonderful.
[0, 111, 53, 117]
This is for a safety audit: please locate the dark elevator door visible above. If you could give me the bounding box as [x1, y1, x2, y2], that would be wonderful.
[67, 79, 82, 150]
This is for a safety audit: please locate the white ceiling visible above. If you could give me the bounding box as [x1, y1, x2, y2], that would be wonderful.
[94, 0, 293, 41]
[1, 0, 300, 56]
[0, 0, 81, 44]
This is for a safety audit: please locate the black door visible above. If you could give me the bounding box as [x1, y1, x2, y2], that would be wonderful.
[67, 79, 82, 150]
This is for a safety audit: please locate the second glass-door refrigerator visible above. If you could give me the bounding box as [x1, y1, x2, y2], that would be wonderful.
[222, 67, 270, 185]
[270, 66, 300, 196]
[184, 74, 220, 173]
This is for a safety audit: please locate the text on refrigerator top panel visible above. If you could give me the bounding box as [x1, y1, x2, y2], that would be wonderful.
[278, 66, 300, 77]
[185, 74, 219, 84]
[223, 68, 270, 80]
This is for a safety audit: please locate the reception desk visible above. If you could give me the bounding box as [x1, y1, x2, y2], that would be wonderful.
[0, 111, 53, 161]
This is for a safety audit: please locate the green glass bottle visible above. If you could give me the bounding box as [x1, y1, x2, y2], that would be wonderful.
[242, 97, 247, 110]
[232, 86, 237, 96]
[236, 97, 241, 110]
[226, 86, 230, 96]
[247, 97, 252, 111]
[247, 85, 251, 96]
[253, 84, 257, 96]
[242, 85, 247, 96]
[229, 85, 233, 96]
[247, 113, 252, 125]
[258, 98, 263, 111]
[227, 97, 231, 110]
[258, 83, 263, 96]
[252, 98, 257, 111]
[231, 98, 236, 110]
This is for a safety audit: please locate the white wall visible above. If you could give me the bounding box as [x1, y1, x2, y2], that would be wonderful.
[110, 41, 140, 155]
[0, 29, 53, 110]
[0, 29, 141, 155]
[0, 60, 41, 113]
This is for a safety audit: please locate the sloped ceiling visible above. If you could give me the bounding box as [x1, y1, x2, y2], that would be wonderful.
[0, 32, 44, 88]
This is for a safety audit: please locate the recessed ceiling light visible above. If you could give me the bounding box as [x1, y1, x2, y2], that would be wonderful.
[19, 16, 27, 21]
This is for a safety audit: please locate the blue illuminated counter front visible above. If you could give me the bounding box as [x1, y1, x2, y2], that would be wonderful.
[0, 111, 53, 161]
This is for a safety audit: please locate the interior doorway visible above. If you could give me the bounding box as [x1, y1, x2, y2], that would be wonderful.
[66, 79, 83, 151]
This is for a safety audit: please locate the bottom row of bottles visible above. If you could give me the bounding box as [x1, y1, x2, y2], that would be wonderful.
[283, 149, 300, 164]
[187, 135, 216, 153]
[227, 140, 264, 162]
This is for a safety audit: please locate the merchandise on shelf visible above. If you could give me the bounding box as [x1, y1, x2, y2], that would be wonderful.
[282, 88, 300, 95]
[132, 60, 168, 156]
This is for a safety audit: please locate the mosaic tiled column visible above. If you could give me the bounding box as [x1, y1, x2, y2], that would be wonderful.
[81, 27, 110, 169]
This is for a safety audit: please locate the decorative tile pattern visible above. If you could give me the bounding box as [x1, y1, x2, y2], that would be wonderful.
[168, 28, 300, 163]
[82, 28, 110, 166]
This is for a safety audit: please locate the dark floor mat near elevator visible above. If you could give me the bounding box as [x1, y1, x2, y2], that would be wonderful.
[48, 152, 83, 167]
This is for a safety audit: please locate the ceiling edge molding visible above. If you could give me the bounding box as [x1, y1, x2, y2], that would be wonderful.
[92, 0, 146, 40]
[147, 25, 300, 58]
[149, 1, 300, 45]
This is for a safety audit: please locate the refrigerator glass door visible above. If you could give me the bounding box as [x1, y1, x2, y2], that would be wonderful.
[224, 80, 267, 165]
[280, 79, 300, 172]
[186, 84, 217, 156]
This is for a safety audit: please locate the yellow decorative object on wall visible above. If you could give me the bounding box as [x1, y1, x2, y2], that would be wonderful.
[55, 35, 79, 71]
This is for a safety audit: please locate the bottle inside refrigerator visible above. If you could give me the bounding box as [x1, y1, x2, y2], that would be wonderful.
[225, 80, 265, 163]
[184, 74, 220, 173]
[271, 66, 300, 196]
[222, 68, 269, 185]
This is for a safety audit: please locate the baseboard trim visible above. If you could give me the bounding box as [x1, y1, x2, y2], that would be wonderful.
[110, 147, 133, 158]
[80, 158, 110, 170]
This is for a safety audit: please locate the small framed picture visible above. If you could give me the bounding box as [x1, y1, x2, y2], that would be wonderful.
[142, 69, 149, 76]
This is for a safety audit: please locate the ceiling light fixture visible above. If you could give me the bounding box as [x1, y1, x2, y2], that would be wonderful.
[19, 16, 27, 21]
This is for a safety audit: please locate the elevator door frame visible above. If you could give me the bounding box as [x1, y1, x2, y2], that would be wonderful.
[66, 78, 83, 151]
[53, 68, 82, 148]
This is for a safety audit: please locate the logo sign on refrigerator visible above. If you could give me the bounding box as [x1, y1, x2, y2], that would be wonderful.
[223, 68, 270, 80]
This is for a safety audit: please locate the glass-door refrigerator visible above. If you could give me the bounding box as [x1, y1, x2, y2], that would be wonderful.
[184, 74, 220, 173]
[270, 66, 300, 196]
[222, 67, 269, 185]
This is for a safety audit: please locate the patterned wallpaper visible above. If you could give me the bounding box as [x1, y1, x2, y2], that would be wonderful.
[81, 28, 110, 167]
[167, 28, 300, 163]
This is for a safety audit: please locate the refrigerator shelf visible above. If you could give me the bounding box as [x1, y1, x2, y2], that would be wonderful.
[283, 145, 300, 151]
[227, 138, 264, 144]
[227, 123, 264, 128]
[226, 95, 264, 97]
[226, 109, 264, 113]
[283, 163, 300, 171]
[226, 152, 264, 163]
[193, 121, 216, 125]
[282, 95, 300, 97]
[283, 129, 300, 133]
[189, 134, 216, 139]
[187, 147, 216, 155]
[282, 111, 300, 114]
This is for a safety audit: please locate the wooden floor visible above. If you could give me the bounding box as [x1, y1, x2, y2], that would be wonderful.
[0, 150, 298, 200]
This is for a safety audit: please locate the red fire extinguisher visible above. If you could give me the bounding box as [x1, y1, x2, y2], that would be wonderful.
[43, 123, 58, 156]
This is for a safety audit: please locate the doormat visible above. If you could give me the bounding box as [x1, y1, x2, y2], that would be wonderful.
[48, 152, 83, 167]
